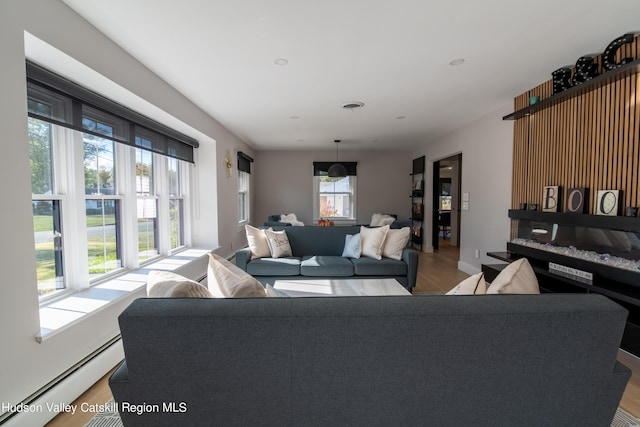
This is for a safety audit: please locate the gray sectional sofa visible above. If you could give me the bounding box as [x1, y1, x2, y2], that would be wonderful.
[109, 294, 630, 426]
[235, 225, 419, 291]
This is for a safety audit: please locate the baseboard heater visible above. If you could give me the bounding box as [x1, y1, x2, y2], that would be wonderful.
[0, 335, 124, 427]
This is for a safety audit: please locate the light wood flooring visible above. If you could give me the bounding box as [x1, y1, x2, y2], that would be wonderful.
[46, 240, 640, 425]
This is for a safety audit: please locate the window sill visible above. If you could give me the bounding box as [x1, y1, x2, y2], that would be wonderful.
[36, 247, 213, 343]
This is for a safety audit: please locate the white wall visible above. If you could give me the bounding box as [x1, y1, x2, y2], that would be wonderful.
[413, 104, 514, 274]
[0, 0, 252, 416]
[254, 150, 411, 226]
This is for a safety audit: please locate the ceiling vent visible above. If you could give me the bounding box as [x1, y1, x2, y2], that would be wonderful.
[342, 101, 365, 110]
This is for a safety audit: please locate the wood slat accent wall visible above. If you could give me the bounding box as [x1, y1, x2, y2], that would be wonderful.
[511, 35, 640, 229]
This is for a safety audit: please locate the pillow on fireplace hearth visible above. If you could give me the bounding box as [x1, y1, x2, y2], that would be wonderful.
[446, 273, 487, 295]
[486, 258, 540, 294]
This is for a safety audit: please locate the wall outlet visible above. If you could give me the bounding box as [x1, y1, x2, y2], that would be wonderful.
[474, 249, 480, 259]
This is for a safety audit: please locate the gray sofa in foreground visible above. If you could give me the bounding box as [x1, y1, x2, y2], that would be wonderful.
[109, 294, 630, 427]
[235, 225, 419, 291]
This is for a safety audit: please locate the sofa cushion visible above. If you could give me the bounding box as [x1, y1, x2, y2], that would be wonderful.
[301, 256, 355, 277]
[486, 258, 540, 294]
[146, 271, 214, 298]
[265, 229, 293, 258]
[246, 257, 301, 276]
[351, 256, 407, 276]
[341, 233, 361, 259]
[245, 224, 272, 259]
[279, 225, 360, 257]
[446, 273, 487, 295]
[208, 253, 266, 298]
[360, 225, 390, 260]
[370, 213, 395, 227]
[382, 227, 410, 260]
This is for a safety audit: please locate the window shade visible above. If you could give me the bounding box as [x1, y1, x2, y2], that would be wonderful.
[313, 162, 357, 176]
[237, 151, 254, 174]
[26, 61, 199, 163]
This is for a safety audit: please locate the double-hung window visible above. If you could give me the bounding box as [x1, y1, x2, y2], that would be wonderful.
[312, 162, 357, 222]
[26, 61, 198, 300]
[237, 152, 254, 225]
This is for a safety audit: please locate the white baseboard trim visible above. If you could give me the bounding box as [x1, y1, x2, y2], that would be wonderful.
[458, 260, 481, 276]
[2, 338, 124, 427]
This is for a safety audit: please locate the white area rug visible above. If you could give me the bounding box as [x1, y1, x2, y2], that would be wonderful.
[613, 408, 640, 427]
[83, 400, 122, 427]
[84, 402, 638, 426]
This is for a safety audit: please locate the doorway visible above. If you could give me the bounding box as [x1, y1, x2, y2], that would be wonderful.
[432, 154, 462, 256]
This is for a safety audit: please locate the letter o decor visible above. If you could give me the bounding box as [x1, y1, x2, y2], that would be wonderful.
[565, 188, 587, 213]
[596, 190, 620, 216]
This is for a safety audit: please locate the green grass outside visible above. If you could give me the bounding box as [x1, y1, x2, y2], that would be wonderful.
[35, 213, 180, 286]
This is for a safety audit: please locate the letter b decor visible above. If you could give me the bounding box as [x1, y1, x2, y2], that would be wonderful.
[543, 186, 561, 212]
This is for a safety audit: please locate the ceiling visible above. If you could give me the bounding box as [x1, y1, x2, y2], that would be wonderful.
[61, 0, 640, 152]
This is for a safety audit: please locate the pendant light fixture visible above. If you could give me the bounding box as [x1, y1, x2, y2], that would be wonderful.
[328, 139, 347, 178]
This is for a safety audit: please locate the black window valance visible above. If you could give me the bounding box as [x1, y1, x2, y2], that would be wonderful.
[313, 162, 357, 176]
[26, 61, 199, 163]
[237, 151, 254, 174]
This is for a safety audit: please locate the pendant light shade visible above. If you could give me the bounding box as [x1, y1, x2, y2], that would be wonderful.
[328, 162, 347, 177]
[328, 139, 347, 178]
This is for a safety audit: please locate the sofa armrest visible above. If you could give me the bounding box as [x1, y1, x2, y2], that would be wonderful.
[402, 247, 419, 290]
[235, 248, 252, 271]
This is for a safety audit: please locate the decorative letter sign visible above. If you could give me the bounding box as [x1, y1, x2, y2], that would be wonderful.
[603, 33, 636, 71]
[565, 188, 587, 213]
[596, 190, 620, 216]
[573, 55, 600, 85]
[552, 67, 573, 94]
[543, 186, 560, 212]
[550, 32, 638, 95]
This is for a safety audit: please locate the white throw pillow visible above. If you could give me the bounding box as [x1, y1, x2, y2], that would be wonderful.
[360, 225, 390, 260]
[280, 213, 305, 226]
[486, 258, 540, 294]
[147, 271, 214, 298]
[341, 233, 361, 259]
[382, 227, 410, 260]
[446, 273, 487, 295]
[264, 229, 293, 258]
[207, 253, 266, 298]
[245, 224, 272, 259]
[370, 213, 395, 227]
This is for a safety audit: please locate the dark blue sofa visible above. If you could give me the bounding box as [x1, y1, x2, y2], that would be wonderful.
[235, 225, 419, 291]
[109, 294, 630, 426]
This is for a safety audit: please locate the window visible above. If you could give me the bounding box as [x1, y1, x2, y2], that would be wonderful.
[29, 99, 64, 297]
[136, 145, 158, 261]
[237, 152, 254, 224]
[168, 157, 185, 251]
[312, 162, 357, 221]
[238, 170, 249, 223]
[26, 61, 197, 301]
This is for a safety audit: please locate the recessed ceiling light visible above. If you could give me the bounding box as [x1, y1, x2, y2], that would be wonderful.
[449, 58, 465, 66]
[274, 58, 289, 66]
[342, 101, 365, 110]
